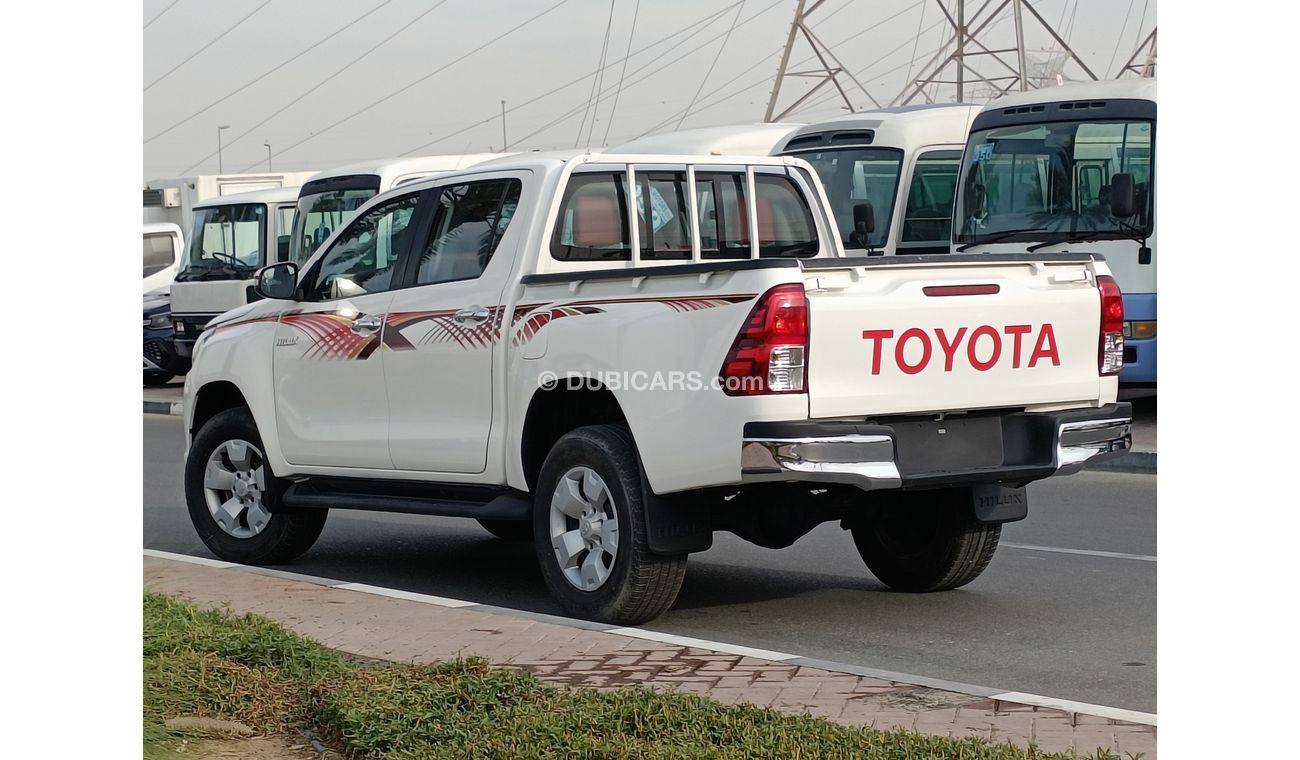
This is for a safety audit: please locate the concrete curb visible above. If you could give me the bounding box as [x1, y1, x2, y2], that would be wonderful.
[144, 400, 184, 417]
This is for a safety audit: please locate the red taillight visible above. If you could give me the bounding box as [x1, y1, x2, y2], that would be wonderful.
[719, 283, 809, 395]
[1097, 274, 1124, 376]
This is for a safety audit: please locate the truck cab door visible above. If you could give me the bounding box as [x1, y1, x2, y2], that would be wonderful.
[272, 191, 424, 470]
[382, 174, 526, 473]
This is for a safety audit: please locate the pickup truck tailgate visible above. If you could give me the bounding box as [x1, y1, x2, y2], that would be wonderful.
[802, 256, 1103, 418]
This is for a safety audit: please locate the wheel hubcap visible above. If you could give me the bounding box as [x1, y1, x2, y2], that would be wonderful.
[549, 466, 619, 591]
[203, 439, 271, 539]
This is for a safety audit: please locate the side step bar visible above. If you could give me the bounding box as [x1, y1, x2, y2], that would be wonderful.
[277, 478, 532, 521]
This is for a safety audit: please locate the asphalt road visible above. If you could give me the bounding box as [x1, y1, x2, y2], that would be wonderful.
[144, 413, 1156, 712]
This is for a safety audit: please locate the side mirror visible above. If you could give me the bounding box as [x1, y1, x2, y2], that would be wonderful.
[853, 202, 876, 235]
[254, 261, 299, 301]
[1109, 173, 1136, 218]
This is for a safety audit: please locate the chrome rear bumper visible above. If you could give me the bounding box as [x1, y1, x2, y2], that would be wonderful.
[741, 403, 1132, 492]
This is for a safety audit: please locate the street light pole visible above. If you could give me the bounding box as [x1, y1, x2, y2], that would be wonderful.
[217, 124, 230, 173]
[501, 100, 508, 151]
[264, 141, 273, 171]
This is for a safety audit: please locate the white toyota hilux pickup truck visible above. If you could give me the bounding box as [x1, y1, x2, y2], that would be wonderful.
[182, 152, 1131, 624]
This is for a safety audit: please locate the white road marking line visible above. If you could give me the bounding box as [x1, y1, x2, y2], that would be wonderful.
[144, 548, 238, 569]
[605, 627, 798, 661]
[143, 550, 1155, 725]
[991, 691, 1157, 726]
[1002, 542, 1156, 562]
[334, 582, 479, 608]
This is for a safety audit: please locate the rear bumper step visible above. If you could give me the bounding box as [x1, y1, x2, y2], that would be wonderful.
[740, 403, 1131, 491]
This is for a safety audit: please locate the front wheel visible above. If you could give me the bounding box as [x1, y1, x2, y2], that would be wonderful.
[185, 407, 327, 565]
[533, 425, 687, 625]
[850, 490, 1001, 592]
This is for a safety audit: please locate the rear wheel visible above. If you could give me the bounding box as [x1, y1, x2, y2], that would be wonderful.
[533, 425, 687, 625]
[851, 489, 1000, 592]
[185, 407, 327, 565]
[477, 518, 533, 541]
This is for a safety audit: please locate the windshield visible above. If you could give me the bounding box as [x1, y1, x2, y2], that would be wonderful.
[789, 148, 902, 249]
[289, 186, 378, 263]
[177, 203, 266, 280]
[954, 118, 1153, 245]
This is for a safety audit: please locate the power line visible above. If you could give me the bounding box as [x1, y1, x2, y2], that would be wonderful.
[144, 0, 182, 29]
[397, 1, 748, 157]
[517, 0, 786, 148]
[577, 0, 618, 148]
[239, 0, 575, 172]
[144, 0, 273, 91]
[676, 0, 747, 130]
[1104, 0, 1137, 78]
[179, 0, 452, 175]
[601, 0, 642, 146]
[146, 0, 395, 144]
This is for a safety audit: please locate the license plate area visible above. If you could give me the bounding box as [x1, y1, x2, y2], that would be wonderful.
[890, 415, 1004, 475]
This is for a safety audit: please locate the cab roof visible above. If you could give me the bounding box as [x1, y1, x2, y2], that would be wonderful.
[306, 153, 515, 189]
[194, 185, 302, 208]
[143, 222, 183, 236]
[981, 79, 1156, 112]
[775, 103, 981, 154]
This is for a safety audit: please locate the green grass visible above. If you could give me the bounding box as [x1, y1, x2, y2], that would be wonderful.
[143, 593, 1136, 759]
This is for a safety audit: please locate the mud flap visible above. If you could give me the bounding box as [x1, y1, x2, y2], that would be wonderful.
[970, 484, 1028, 524]
[644, 490, 713, 555]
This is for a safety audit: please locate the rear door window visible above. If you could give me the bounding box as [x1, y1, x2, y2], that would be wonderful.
[142, 233, 175, 278]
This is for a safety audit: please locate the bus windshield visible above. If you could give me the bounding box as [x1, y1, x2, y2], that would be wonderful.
[788, 147, 902, 250]
[289, 186, 378, 263]
[177, 203, 266, 280]
[954, 118, 1153, 246]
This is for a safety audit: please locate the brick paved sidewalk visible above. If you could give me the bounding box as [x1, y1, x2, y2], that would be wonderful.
[144, 555, 1155, 757]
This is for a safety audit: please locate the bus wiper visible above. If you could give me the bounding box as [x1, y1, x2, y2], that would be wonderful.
[956, 227, 1049, 252]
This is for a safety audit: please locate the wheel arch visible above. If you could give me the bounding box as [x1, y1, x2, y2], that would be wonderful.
[519, 382, 629, 493]
[190, 380, 250, 438]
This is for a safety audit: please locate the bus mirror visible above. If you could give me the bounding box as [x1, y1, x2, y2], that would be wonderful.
[853, 202, 876, 235]
[1110, 173, 1136, 218]
[255, 261, 299, 301]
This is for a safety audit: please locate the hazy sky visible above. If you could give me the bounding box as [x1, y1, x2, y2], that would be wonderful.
[143, 0, 1154, 178]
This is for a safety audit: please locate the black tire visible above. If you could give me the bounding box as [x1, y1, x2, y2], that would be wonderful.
[850, 489, 1001, 592]
[144, 372, 174, 386]
[477, 518, 533, 541]
[533, 425, 687, 625]
[185, 407, 327, 565]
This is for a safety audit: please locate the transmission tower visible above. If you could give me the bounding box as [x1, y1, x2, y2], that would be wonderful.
[1116, 27, 1156, 78]
[891, 0, 1098, 106]
[764, 0, 880, 122]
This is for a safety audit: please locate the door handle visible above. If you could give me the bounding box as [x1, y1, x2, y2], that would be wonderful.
[453, 306, 491, 324]
[350, 314, 384, 335]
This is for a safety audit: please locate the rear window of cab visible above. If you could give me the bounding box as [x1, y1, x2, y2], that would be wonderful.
[550, 170, 818, 261]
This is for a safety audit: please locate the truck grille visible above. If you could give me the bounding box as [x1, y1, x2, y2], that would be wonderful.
[144, 339, 168, 365]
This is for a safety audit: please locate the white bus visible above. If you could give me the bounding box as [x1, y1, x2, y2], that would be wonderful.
[169, 185, 303, 357]
[288, 154, 509, 264]
[772, 104, 981, 255]
[951, 80, 1156, 386]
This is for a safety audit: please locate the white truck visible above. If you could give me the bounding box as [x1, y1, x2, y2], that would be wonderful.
[169, 186, 303, 359]
[182, 152, 1133, 625]
[144, 171, 318, 236]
